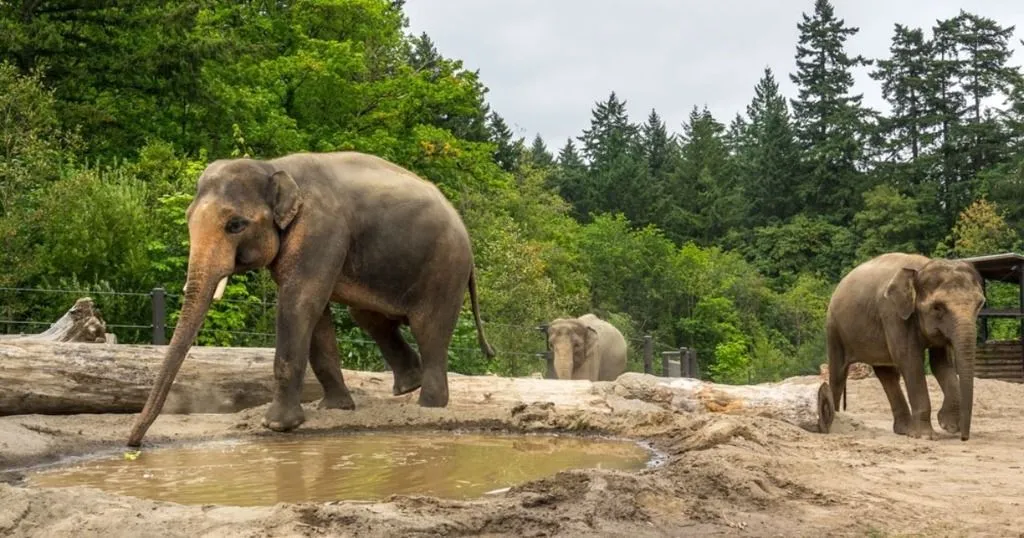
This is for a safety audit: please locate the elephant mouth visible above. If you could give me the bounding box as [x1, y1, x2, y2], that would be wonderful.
[184, 276, 230, 301]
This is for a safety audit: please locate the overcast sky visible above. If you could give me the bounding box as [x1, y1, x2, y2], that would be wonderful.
[404, 0, 1024, 150]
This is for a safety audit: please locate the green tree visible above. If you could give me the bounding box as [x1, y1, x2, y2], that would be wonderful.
[935, 198, 1020, 258]
[851, 184, 928, 261]
[574, 92, 649, 226]
[736, 67, 802, 226]
[527, 133, 554, 169]
[488, 111, 523, 172]
[676, 106, 743, 244]
[869, 24, 932, 186]
[789, 0, 872, 224]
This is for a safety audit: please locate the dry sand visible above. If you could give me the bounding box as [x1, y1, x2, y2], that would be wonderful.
[2, 374, 1024, 537]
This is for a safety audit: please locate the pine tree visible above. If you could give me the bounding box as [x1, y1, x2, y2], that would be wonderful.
[549, 138, 590, 220]
[870, 24, 932, 169]
[409, 32, 442, 79]
[488, 111, 523, 172]
[677, 106, 743, 244]
[738, 68, 802, 226]
[527, 133, 554, 168]
[576, 92, 647, 224]
[789, 0, 872, 224]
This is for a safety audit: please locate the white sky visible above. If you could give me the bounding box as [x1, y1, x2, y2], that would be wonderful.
[404, 0, 1024, 149]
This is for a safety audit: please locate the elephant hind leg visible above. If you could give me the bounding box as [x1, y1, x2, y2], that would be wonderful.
[309, 306, 356, 410]
[873, 365, 912, 435]
[408, 303, 460, 408]
[349, 307, 422, 396]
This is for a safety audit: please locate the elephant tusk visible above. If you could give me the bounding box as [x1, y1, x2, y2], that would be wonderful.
[213, 276, 229, 301]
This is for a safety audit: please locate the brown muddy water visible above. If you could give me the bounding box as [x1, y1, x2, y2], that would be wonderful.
[25, 432, 655, 506]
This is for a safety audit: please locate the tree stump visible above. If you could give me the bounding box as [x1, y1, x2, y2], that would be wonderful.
[6, 298, 115, 344]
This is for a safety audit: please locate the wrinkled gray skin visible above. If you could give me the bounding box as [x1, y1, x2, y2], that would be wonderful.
[547, 314, 627, 381]
[127, 151, 495, 447]
[826, 252, 984, 441]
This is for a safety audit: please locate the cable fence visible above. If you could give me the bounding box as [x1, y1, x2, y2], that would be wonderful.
[0, 286, 701, 379]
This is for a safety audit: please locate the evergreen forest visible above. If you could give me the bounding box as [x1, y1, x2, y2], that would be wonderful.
[2, 0, 1023, 384]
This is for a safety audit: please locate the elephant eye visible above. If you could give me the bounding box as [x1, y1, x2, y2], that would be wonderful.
[225, 216, 249, 234]
[932, 301, 947, 314]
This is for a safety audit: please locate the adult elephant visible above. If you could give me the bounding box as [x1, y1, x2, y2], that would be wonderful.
[826, 252, 984, 441]
[126, 151, 495, 447]
[546, 314, 627, 381]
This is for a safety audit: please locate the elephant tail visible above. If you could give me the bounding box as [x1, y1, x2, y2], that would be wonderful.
[468, 268, 496, 358]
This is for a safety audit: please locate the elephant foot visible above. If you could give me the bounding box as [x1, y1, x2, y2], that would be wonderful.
[938, 407, 960, 434]
[892, 416, 911, 436]
[317, 390, 356, 411]
[392, 366, 423, 397]
[261, 401, 306, 432]
[907, 423, 938, 440]
[418, 384, 449, 408]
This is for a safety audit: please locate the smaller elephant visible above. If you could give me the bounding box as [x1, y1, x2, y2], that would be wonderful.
[546, 314, 627, 381]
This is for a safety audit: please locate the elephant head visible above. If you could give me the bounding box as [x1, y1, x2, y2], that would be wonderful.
[546, 318, 597, 380]
[884, 258, 985, 441]
[127, 159, 301, 446]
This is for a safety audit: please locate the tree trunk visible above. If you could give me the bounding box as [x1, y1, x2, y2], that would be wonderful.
[2, 297, 116, 344]
[0, 341, 831, 433]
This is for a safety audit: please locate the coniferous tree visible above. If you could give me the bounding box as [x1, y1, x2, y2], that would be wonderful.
[738, 68, 802, 226]
[577, 92, 647, 224]
[677, 106, 743, 244]
[548, 139, 590, 220]
[488, 111, 523, 172]
[870, 25, 932, 174]
[527, 133, 554, 168]
[789, 0, 872, 225]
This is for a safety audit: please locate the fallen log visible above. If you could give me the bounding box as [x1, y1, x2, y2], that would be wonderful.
[3, 297, 116, 344]
[0, 341, 830, 432]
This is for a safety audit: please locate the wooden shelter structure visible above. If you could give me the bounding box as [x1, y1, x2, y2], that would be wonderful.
[959, 252, 1024, 383]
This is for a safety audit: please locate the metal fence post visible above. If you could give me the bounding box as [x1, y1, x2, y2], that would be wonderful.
[537, 323, 553, 378]
[151, 287, 167, 345]
[643, 335, 653, 374]
[688, 348, 699, 379]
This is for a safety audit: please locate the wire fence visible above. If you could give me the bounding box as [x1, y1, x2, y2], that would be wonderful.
[0, 286, 699, 379]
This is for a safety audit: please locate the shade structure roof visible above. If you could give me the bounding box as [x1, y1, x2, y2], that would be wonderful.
[957, 252, 1024, 284]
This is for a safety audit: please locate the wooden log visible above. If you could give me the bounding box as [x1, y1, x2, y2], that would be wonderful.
[4, 298, 116, 344]
[0, 341, 830, 432]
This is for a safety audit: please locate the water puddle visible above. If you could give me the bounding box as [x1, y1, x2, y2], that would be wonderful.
[25, 432, 653, 506]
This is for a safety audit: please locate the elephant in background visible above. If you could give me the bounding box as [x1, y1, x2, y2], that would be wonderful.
[126, 151, 495, 447]
[826, 252, 984, 441]
[546, 314, 627, 381]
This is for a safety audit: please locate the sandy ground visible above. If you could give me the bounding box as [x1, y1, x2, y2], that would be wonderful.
[2, 374, 1024, 537]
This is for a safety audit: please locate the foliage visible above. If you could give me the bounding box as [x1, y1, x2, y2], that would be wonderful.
[2, 0, 1023, 385]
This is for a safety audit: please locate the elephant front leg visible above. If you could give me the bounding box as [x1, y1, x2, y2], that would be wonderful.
[262, 288, 332, 433]
[309, 306, 356, 411]
[929, 347, 960, 434]
[873, 365, 912, 435]
[900, 358, 938, 440]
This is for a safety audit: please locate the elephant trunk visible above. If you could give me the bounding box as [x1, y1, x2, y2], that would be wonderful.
[552, 342, 573, 380]
[126, 263, 228, 447]
[953, 320, 976, 441]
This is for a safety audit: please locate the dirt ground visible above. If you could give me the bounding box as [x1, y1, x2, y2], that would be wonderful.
[2, 373, 1024, 538]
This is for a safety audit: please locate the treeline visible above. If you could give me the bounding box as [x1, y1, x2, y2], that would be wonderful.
[0, 0, 1022, 383]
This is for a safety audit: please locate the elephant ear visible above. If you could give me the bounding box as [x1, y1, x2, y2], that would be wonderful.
[884, 267, 919, 321]
[266, 170, 302, 229]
